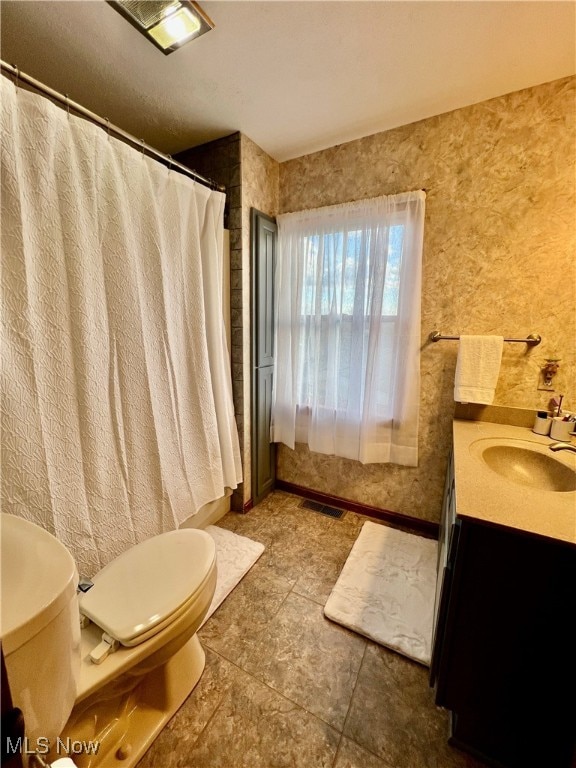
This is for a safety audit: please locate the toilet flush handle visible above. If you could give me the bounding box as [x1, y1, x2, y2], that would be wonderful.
[77, 578, 94, 593]
[90, 632, 119, 665]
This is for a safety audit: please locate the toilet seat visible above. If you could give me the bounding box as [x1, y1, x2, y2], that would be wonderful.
[79, 529, 216, 648]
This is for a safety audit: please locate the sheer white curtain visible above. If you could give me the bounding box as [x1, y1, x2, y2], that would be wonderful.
[272, 191, 425, 466]
[1, 77, 242, 576]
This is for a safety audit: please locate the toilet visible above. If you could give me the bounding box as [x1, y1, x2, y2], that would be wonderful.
[1, 514, 217, 768]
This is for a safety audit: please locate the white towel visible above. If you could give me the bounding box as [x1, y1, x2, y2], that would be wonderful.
[454, 335, 504, 404]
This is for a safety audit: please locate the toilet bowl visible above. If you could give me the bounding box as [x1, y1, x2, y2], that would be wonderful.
[1, 515, 217, 768]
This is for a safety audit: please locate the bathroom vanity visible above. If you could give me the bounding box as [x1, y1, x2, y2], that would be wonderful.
[430, 419, 576, 768]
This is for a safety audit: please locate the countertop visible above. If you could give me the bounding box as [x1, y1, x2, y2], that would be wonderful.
[452, 420, 576, 546]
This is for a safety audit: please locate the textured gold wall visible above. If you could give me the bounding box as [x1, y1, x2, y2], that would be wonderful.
[277, 76, 576, 523]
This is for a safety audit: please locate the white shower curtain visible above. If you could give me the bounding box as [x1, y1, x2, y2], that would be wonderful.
[1, 77, 242, 577]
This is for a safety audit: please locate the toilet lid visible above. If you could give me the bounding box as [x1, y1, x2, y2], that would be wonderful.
[79, 529, 216, 646]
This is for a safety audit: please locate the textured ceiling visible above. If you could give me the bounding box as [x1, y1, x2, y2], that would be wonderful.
[1, 1, 575, 161]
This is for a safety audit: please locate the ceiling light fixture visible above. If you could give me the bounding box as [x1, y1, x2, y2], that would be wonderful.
[108, 0, 214, 54]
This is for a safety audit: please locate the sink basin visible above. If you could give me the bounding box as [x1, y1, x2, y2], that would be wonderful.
[470, 438, 576, 492]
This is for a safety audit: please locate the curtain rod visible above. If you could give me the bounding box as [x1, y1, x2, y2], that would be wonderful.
[1, 61, 225, 193]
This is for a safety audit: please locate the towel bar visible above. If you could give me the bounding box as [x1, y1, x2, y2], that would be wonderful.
[429, 331, 541, 346]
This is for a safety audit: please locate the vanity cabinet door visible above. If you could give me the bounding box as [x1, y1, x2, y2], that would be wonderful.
[429, 451, 457, 689]
[436, 450, 453, 573]
[433, 517, 576, 768]
[429, 523, 460, 692]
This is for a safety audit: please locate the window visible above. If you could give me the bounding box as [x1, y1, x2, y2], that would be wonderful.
[272, 191, 425, 466]
[297, 224, 404, 415]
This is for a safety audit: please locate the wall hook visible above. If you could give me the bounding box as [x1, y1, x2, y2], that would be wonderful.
[541, 358, 561, 388]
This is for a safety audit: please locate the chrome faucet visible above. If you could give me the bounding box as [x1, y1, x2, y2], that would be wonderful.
[549, 442, 576, 454]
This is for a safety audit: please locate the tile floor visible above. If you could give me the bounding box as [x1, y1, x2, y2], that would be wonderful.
[137, 491, 486, 768]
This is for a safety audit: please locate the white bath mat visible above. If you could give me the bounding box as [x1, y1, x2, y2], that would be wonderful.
[324, 521, 437, 665]
[201, 525, 265, 626]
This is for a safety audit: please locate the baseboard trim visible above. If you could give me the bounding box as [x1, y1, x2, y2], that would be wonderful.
[275, 480, 439, 539]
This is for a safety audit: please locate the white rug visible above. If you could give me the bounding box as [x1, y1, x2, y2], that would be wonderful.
[201, 525, 265, 627]
[324, 521, 438, 665]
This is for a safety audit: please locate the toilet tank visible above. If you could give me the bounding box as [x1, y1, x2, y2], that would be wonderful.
[1, 514, 81, 748]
